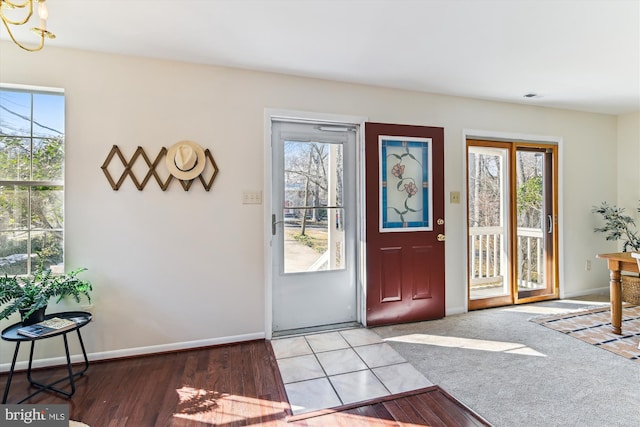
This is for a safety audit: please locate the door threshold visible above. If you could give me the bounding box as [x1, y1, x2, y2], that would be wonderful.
[272, 321, 362, 339]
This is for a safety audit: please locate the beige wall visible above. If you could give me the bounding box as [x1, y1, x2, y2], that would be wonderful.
[617, 112, 640, 224]
[0, 42, 632, 369]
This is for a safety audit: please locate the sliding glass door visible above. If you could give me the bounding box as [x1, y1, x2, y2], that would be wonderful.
[467, 140, 558, 310]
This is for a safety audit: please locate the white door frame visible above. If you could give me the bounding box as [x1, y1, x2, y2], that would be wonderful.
[264, 109, 368, 339]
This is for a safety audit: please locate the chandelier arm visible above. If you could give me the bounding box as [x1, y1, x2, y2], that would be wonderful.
[0, 0, 34, 26]
[1, 15, 44, 51]
[3, 0, 33, 6]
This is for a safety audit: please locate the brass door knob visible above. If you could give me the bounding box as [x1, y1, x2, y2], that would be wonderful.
[437, 234, 446, 241]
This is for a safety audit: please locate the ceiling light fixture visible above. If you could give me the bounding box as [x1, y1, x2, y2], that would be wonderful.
[1, 0, 55, 52]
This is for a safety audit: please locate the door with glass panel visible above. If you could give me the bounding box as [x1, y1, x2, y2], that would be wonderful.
[271, 120, 357, 332]
[467, 140, 558, 310]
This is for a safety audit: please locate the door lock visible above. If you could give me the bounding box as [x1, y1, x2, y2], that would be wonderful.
[437, 218, 444, 225]
[437, 234, 446, 241]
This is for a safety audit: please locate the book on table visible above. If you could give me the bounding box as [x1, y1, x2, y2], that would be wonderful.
[17, 317, 78, 338]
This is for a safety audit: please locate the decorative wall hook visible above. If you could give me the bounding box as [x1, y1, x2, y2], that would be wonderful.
[101, 144, 219, 191]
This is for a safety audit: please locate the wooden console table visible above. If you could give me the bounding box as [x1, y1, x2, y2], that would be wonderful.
[596, 252, 639, 334]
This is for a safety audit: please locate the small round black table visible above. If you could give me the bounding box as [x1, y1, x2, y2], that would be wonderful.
[1, 311, 91, 404]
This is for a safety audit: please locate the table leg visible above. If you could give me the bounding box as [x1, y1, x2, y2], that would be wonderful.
[609, 268, 622, 334]
[26, 340, 36, 383]
[17, 331, 90, 403]
[63, 333, 76, 395]
[75, 329, 89, 374]
[2, 342, 21, 404]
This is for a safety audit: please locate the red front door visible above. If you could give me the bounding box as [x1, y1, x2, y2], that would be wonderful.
[365, 122, 445, 326]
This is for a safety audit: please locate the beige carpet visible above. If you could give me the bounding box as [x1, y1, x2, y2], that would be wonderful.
[531, 304, 640, 361]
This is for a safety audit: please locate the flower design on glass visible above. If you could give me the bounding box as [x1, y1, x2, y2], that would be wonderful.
[404, 182, 418, 197]
[392, 163, 405, 178]
[386, 143, 424, 225]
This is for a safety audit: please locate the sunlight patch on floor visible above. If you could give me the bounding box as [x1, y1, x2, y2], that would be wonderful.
[502, 301, 609, 315]
[561, 299, 609, 305]
[384, 334, 546, 357]
[502, 306, 582, 315]
[172, 387, 284, 423]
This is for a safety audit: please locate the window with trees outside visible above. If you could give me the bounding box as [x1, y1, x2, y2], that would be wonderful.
[0, 87, 65, 276]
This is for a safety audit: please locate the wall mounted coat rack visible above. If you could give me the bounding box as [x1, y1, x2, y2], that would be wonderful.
[101, 144, 219, 191]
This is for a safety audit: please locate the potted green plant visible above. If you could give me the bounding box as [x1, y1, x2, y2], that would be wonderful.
[0, 261, 93, 326]
[592, 201, 640, 305]
[592, 201, 640, 252]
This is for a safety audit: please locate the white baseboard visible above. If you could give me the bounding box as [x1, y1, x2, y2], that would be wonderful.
[445, 287, 611, 316]
[446, 306, 466, 316]
[560, 286, 609, 299]
[0, 332, 265, 373]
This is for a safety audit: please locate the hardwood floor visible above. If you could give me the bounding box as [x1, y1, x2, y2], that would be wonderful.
[0, 340, 490, 426]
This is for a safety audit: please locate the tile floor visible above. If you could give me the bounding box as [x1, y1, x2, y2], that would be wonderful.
[271, 328, 433, 415]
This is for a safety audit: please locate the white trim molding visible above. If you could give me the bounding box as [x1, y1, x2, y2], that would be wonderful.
[0, 332, 265, 373]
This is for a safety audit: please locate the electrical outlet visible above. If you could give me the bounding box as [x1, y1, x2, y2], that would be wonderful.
[450, 191, 461, 204]
[242, 191, 262, 205]
[585, 260, 591, 271]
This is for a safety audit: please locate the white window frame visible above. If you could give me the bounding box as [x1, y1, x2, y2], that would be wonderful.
[0, 84, 65, 275]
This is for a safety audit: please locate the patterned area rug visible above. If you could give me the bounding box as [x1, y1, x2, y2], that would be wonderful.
[531, 304, 640, 362]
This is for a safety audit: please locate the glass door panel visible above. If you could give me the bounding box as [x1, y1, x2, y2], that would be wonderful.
[282, 140, 345, 273]
[467, 145, 511, 303]
[516, 148, 556, 300]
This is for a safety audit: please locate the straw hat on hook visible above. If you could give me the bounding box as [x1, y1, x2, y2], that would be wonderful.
[165, 140, 206, 180]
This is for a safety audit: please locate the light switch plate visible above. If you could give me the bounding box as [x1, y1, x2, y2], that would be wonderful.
[243, 191, 262, 204]
[450, 191, 461, 204]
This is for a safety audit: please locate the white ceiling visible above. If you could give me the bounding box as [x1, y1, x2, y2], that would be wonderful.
[2, 0, 639, 115]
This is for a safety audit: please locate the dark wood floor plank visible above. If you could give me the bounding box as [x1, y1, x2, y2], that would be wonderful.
[137, 356, 179, 426]
[237, 342, 263, 426]
[204, 344, 234, 426]
[405, 393, 451, 427]
[381, 400, 413, 426]
[156, 355, 188, 426]
[254, 341, 288, 424]
[223, 343, 246, 426]
[385, 397, 446, 427]
[392, 394, 431, 425]
[353, 404, 399, 426]
[417, 392, 464, 426]
[342, 412, 380, 427]
[296, 408, 379, 427]
[370, 402, 401, 425]
[430, 389, 491, 426]
[0, 339, 490, 426]
[111, 357, 165, 424]
[419, 390, 490, 427]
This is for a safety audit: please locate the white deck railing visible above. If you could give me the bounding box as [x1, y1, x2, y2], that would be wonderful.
[469, 226, 544, 289]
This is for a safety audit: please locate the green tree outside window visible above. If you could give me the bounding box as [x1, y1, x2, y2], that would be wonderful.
[0, 88, 65, 275]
